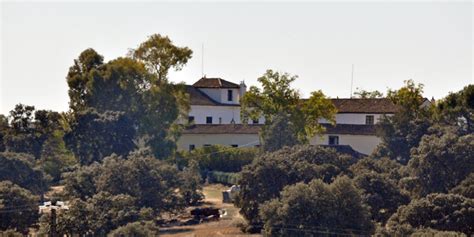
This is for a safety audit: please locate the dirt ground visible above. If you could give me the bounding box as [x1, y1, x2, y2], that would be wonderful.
[159, 184, 262, 237]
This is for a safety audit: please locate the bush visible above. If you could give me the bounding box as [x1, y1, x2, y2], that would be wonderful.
[0, 152, 49, 194]
[178, 145, 259, 173]
[260, 176, 373, 236]
[386, 193, 474, 235]
[108, 221, 159, 237]
[236, 145, 355, 228]
[0, 181, 39, 234]
[207, 171, 240, 185]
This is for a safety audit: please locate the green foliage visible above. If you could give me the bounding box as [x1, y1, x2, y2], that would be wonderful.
[386, 193, 474, 235]
[107, 221, 159, 237]
[131, 34, 193, 84]
[0, 229, 24, 237]
[66, 44, 190, 161]
[39, 192, 144, 236]
[178, 145, 258, 173]
[236, 145, 354, 227]
[260, 113, 300, 152]
[207, 171, 240, 185]
[64, 110, 136, 165]
[349, 157, 402, 181]
[404, 126, 473, 197]
[353, 172, 409, 224]
[64, 154, 188, 214]
[375, 80, 432, 164]
[39, 130, 77, 182]
[0, 152, 48, 194]
[353, 88, 384, 98]
[0, 114, 8, 152]
[0, 181, 39, 233]
[450, 173, 474, 198]
[241, 70, 336, 148]
[259, 176, 373, 236]
[434, 84, 473, 133]
[179, 160, 204, 205]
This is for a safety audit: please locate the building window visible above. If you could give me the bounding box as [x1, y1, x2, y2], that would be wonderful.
[189, 144, 195, 151]
[188, 116, 195, 123]
[219, 117, 222, 124]
[231, 144, 238, 148]
[203, 144, 211, 147]
[252, 119, 259, 124]
[206, 116, 212, 124]
[328, 136, 339, 145]
[227, 90, 233, 101]
[366, 115, 374, 125]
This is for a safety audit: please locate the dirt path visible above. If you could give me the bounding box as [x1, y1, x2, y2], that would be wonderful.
[159, 184, 261, 237]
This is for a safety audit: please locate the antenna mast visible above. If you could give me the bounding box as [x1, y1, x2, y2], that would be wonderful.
[350, 64, 354, 98]
[201, 43, 204, 78]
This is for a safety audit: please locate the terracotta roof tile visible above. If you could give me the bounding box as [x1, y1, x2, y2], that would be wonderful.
[193, 77, 240, 88]
[322, 123, 377, 135]
[183, 124, 262, 134]
[330, 98, 398, 114]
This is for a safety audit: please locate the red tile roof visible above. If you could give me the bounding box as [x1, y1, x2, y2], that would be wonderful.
[193, 77, 240, 88]
[183, 124, 262, 134]
[331, 98, 398, 114]
[182, 124, 377, 136]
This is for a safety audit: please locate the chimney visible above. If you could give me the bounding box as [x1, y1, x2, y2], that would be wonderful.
[239, 80, 247, 99]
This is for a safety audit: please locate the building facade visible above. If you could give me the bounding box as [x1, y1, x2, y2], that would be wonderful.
[178, 77, 398, 155]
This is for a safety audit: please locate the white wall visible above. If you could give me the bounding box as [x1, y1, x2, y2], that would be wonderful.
[319, 113, 388, 125]
[177, 133, 260, 151]
[198, 88, 241, 104]
[310, 134, 381, 155]
[189, 105, 264, 124]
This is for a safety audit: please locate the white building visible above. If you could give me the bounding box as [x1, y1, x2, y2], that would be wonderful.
[178, 77, 399, 155]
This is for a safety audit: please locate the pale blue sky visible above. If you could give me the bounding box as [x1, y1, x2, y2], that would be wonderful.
[1, 1, 473, 114]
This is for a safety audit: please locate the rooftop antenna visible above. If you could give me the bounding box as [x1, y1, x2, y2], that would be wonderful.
[350, 64, 354, 98]
[201, 43, 204, 78]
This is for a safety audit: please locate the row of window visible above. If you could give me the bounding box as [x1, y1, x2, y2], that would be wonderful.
[188, 116, 259, 124]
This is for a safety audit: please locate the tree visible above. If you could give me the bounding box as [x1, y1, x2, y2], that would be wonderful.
[39, 193, 142, 236]
[353, 88, 384, 98]
[450, 173, 474, 198]
[0, 181, 39, 234]
[386, 193, 474, 235]
[353, 172, 409, 224]
[375, 80, 431, 164]
[179, 160, 204, 205]
[64, 110, 136, 165]
[434, 84, 473, 133]
[236, 145, 354, 229]
[403, 126, 473, 197]
[108, 221, 159, 237]
[259, 176, 373, 236]
[0, 152, 48, 194]
[241, 70, 336, 149]
[66, 47, 189, 161]
[131, 34, 192, 84]
[0, 114, 8, 152]
[260, 113, 300, 152]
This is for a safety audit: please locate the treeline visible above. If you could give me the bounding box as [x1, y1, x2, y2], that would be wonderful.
[0, 32, 472, 236]
[235, 78, 473, 236]
[0, 34, 202, 236]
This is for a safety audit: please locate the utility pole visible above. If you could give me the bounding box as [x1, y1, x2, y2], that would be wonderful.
[50, 206, 57, 237]
[350, 64, 354, 98]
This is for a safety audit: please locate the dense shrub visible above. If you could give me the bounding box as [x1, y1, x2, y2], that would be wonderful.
[236, 145, 355, 229]
[0, 181, 39, 234]
[450, 173, 474, 198]
[260, 176, 373, 236]
[0, 152, 49, 194]
[108, 221, 159, 237]
[178, 145, 258, 173]
[386, 193, 474, 235]
[207, 171, 240, 185]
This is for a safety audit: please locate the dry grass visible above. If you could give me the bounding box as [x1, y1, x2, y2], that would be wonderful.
[159, 184, 261, 237]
